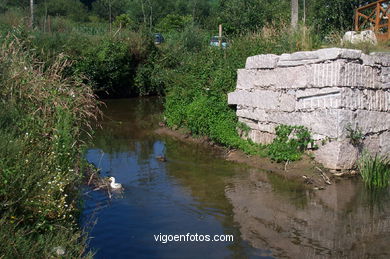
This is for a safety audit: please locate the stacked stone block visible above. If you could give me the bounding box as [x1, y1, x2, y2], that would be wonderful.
[228, 48, 390, 169]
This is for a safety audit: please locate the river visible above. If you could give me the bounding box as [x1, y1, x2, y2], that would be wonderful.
[82, 97, 390, 259]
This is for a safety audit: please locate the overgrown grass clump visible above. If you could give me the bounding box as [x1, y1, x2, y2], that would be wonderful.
[0, 33, 99, 258]
[358, 152, 390, 189]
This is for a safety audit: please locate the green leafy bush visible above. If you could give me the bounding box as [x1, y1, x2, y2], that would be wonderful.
[156, 14, 193, 33]
[74, 34, 159, 97]
[268, 125, 315, 162]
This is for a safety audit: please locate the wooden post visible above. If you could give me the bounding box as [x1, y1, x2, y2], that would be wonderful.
[218, 24, 222, 48]
[375, 2, 380, 33]
[388, 10, 390, 40]
[355, 9, 359, 31]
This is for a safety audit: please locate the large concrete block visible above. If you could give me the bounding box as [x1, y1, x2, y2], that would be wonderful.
[315, 140, 359, 169]
[297, 90, 342, 110]
[315, 48, 362, 60]
[301, 109, 353, 138]
[248, 130, 275, 144]
[252, 90, 280, 109]
[228, 90, 253, 106]
[277, 48, 362, 67]
[355, 110, 390, 134]
[236, 107, 268, 121]
[309, 61, 378, 88]
[363, 135, 380, 154]
[277, 51, 319, 67]
[255, 66, 310, 89]
[257, 122, 277, 134]
[341, 89, 390, 111]
[245, 54, 279, 69]
[238, 117, 259, 130]
[379, 131, 390, 155]
[229, 48, 390, 169]
[279, 92, 296, 112]
[236, 69, 257, 89]
[369, 52, 390, 66]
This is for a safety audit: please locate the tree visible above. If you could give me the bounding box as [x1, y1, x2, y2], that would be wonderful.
[291, 0, 298, 29]
[306, 0, 371, 35]
[156, 14, 192, 33]
[92, 0, 129, 22]
[30, 0, 34, 28]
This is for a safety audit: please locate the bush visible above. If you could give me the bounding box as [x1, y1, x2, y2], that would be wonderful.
[268, 125, 315, 162]
[73, 33, 158, 97]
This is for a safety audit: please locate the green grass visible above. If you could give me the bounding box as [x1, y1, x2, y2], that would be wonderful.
[0, 32, 99, 258]
[358, 152, 390, 189]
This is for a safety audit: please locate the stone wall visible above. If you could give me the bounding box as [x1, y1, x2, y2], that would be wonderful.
[228, 48, 390, 169]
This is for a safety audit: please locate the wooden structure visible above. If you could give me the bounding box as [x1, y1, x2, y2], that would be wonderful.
[355, 0, 390, 41]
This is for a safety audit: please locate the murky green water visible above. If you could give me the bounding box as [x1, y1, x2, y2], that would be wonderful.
[83, 97, 390, 259]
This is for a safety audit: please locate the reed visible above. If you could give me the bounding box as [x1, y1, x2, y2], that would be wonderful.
[358, 151, 390, 189]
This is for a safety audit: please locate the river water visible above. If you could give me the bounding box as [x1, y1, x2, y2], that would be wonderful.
[82, 98, 390, 259]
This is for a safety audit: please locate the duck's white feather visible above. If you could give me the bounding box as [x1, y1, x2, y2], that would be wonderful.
[109, 177, 122, 189]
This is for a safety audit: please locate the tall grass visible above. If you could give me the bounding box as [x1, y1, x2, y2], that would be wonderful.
[358, 152, 390, 189]
[0, 32, 99, 257]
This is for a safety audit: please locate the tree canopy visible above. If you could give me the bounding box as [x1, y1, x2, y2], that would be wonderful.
[0, 0, 380, 36]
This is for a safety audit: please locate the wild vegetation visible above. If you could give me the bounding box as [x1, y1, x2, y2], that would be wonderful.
[358, 152, 390, 189]
[0, 0, 389, 257]
[0, 31, 99, 257]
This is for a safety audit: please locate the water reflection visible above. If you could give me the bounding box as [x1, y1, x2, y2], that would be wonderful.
[226, 171, 390, 259]
[83, 98, 390, 259]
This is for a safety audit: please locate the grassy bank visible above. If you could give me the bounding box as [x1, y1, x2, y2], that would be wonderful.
[0, 31, 99, 257]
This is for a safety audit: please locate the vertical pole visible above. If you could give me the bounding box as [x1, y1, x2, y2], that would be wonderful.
[375, 2, 380, 33]
[303, 0, 306, 26]
[109, 0, 112, 33]
[291, 0, 298, 29]
[218, 24, 222, 48]
[388, 7, 390, 40]
[355, 9, 359, 31]
[29, 0, 34, 28]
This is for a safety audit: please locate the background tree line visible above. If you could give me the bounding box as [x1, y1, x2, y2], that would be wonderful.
[0, 0, 378, 35]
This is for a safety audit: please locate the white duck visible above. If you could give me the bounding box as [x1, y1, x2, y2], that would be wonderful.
[109, 177, 122, 189]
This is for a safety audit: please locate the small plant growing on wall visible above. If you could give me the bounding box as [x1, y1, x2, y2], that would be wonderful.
[268, 125, 315, 162]
[346, 123, 364, 147]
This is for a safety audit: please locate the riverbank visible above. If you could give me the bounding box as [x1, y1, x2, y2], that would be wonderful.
[0, 34, 99, 257]
[155, 125, 359, 189]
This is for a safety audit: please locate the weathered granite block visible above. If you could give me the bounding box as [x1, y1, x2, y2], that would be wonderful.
[228, 48, 390, 169]
[315, 140, 359, 170]
[245, 54, 279, 69]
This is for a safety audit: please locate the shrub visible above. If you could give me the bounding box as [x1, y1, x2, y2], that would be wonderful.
[358, 152, 390, 189]
[268, 125, 315, 162]
[73, 33, 158, 97]
[156, 14, 193, 33]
